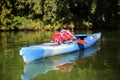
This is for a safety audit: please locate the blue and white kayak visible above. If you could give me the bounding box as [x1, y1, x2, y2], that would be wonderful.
[20, 32, 101, 63]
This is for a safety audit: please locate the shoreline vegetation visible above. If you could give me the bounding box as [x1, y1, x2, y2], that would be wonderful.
[0, 0, 119, 31]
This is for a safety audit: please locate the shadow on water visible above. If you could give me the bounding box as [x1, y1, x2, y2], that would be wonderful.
[21, 42, 100, 80]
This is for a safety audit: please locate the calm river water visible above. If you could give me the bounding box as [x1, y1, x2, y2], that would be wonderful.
[0, 29, 120, 80]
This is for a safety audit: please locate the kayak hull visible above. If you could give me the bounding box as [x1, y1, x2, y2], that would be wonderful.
[21, 45, 100, 80]
[20, 32, 101, 63]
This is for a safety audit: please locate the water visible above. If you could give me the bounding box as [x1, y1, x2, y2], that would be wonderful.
[0, 29, 120, 80]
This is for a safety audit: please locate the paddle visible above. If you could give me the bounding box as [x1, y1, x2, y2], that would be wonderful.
[77, 38, 87, 44]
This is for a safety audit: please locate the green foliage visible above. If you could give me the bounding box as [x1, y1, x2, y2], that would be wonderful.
[0, 0, 119, 31]
[90, 0, 96, 14]
[0, 2, 12, 30]
[44, 21, 62, 31]
[83, 20, 92, 29]
[43, 0, 57, 24]
[67, 22, 75, 29]
[12, 16, 43, 30]
[56, 0, 72, 23]
[52, 21, 62, 30]
[14, 0, 43, 18]
[44, 24, 53, 31]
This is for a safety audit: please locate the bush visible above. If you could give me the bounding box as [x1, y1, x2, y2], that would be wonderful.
[10, 16, 43, 30]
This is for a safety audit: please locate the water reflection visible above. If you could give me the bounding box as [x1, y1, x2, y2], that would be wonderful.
[21, 44, 100, 80]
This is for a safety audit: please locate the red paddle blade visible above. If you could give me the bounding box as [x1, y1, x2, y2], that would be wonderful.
[77, 39, 87, 44]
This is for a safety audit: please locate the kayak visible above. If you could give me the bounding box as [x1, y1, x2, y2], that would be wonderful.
[20, 32, 101, 63]
[21, 44, 100, 80]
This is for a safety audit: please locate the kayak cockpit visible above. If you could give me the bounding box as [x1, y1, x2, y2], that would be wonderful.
[75, 34, 89, 40]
